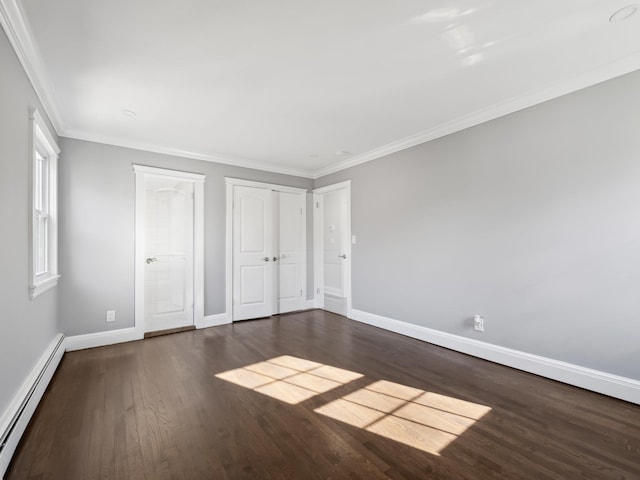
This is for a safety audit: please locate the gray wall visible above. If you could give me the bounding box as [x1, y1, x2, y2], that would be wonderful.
[316, 70, 640, 380]
[0, 29, 59, 417]
[58, 139, 313, 336]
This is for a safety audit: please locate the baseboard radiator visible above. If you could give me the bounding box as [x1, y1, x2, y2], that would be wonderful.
[0, 334, 65, 478]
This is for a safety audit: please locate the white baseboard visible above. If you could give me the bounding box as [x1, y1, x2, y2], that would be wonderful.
[201, 313, 230, 328]
[0, 334, 65, 478]
[304, 299, 316, 310]
[324, 294, 347, 316]
[349, 309, 640, 405]
[65, 327, 142, 352]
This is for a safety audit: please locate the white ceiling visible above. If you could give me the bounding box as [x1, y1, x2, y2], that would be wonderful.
[9, 0, 640, 177]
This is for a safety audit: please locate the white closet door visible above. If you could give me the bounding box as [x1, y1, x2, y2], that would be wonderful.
[277, 192, 304, 314]
[233, 186, 273, 320]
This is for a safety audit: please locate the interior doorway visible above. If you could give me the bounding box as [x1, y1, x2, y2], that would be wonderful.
[313, 181, 352, 317]
[134, 165, 205, 335]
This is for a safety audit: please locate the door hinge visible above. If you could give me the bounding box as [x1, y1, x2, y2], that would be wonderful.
[316, 201, 319, 208]
[300, 208, 303, 215]
[317, 287, 320, 294]
[300, 289, 303, 296]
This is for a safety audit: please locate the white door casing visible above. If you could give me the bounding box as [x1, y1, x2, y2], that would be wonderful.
[233, 186, 274, 320]
[226, 178, 307, 321]
[313, 181, 352, 317]
[134, 165, 205, 336]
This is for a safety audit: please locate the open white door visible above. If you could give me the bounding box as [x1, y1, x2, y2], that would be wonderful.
[314, 181, 351, 317]
[233, 186, 274, 320]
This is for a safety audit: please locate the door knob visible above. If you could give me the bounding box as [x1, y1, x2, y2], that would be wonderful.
[273, 257, 279, 261]
[263, 257, 270, 262]
[146, 257, 159, 264]
[338, 254, 347, 259]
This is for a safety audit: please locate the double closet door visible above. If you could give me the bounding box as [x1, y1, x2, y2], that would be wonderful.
[232, 183, 306, 321]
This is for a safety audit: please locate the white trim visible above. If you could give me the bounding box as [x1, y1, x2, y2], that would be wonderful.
[134, 171, 146, 338]
[0, 334, 65, 478]
[224, 177, 307, 194]
[64, 328, 141, 352]
[30, 109, 60, 154]
[311, 54, 640, 179]
[349, 309, 640, 405]
[299, 194, 308, 309]
[29, 108, 60, 299]
[201, 313, 231, 328]
[193, 180, 205, 329]
[225, 181, 234, 324]
[0, 0, 64, 134]
[312, 180, 352, 195]
[313, 193, 324, 310]
[5, 0, 640, 181]
[132, 164, 206, 182]
[4, 0, 640, 182]
[313, 181, 352, 317]
[66, 130, 311, 178]
[303, 298, 316, 310]
[133, 166, 205, 335]
[225, 178, 309, 322]
[30, 274, 60, 298]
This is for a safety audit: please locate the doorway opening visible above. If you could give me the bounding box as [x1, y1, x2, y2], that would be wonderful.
[313, 181, 352, 317]
[134, 165, 205, 336]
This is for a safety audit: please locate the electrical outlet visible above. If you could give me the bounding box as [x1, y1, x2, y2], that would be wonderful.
[473, 315, 484, 332]
[106, 310, 116, 323]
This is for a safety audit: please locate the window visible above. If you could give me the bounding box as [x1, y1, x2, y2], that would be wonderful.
[30, 109, 60, 298]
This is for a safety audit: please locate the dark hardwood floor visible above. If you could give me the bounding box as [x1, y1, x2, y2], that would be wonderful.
[7, 310, 640, 479]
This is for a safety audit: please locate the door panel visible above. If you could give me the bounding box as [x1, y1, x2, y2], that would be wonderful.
[233, 186, 273, 320]
[277, 192, 304, 313]
[145, 178, 194, 332]
[323, 190, 347, 297]
[240, 266, 266, 305]
[322, 189, 348, 315]
[240, 196, 266, 252]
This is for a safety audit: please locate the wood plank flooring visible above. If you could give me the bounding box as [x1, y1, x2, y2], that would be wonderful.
[7, 310, 640, 479]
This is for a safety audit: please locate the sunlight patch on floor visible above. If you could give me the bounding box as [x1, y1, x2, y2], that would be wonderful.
[216, 356, 491, 455]
[215, 355, 363, 404]
[315, 380, 491, 455]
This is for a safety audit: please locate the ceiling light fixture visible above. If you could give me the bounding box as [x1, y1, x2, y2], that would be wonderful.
[122, 109, 137, 117]
[609, 4, 639, 22]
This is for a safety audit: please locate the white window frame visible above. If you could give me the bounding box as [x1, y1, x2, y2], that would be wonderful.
[30, 109, 60, 298]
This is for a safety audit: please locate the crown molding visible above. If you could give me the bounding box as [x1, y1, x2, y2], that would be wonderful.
[4, 0, 640, 181]
[0, 0, 64, 134]
[311, 53, 640, 179]
[63, 129, 313, 178]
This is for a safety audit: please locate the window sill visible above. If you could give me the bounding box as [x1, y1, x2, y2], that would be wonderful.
[30, 275, 60, 299]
